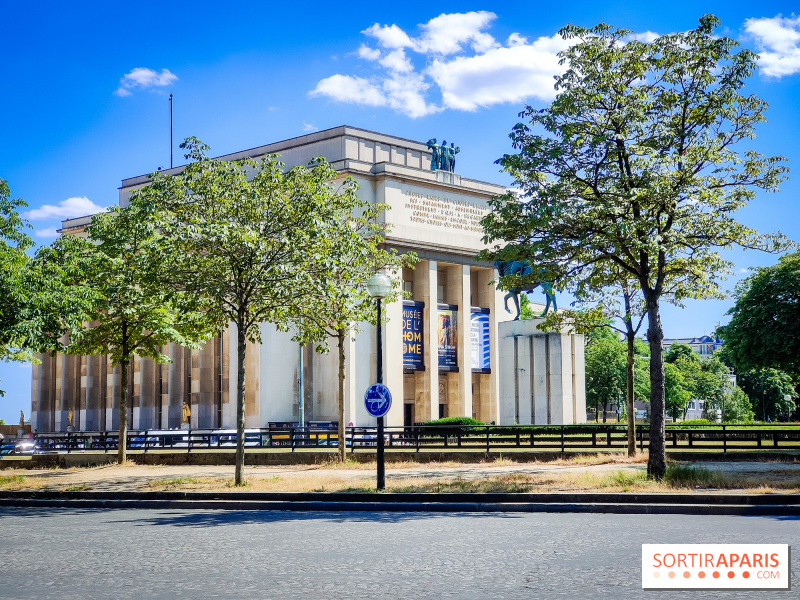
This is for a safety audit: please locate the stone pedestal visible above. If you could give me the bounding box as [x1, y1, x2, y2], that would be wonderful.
[498, 319, 586, 425]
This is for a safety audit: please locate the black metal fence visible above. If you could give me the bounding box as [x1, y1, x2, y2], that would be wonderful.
[6, 423, 800, 456]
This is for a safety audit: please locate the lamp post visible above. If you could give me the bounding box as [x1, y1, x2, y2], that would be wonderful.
[367, 272, 392, 490]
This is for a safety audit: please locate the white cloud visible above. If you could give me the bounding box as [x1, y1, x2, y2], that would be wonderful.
[114, 67, 178, 96]
[363, 23, 415, 49]
[302, 121, 319, 132]
[380, 49, 413, 73]
[357, 45, 381, 61]
[631, 31, 660, 43]
[310, 74, 387, 107]
[34, 228, 60, 238]
[416, 11, 499, 54]
[429, 34, 571, 110]
[23, 196, 106, 220]
[744, 14, 800, 77]
[311, 13, 661, 118]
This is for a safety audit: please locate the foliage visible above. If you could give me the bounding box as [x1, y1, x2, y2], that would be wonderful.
[738, 368, 797, 421]
[58, 200, 214, 462]
[479, 16, 790, 478]
[717, 252, 800, 377]
[145, 138, 390, 484]
[294, 181, 415, 461]
[423, 417, 485, 427]
[721, 386, 755, 423]
[585, 337, 626, 421]
[0, 178, 34, 372]
[665, 343, 694, 364]
[664, 362, 691, 421]
[0, 180, 95, 397]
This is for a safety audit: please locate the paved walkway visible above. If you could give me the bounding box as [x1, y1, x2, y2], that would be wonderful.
[4, 459, 800, 492]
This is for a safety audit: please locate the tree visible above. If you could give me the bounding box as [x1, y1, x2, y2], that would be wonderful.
[738, 368, 797, 421]
[705, 386, 754, 423]
[665, 343, 694, 365]
[585, 337, 626, 422]
[664, 362, 691, 421]
[0, 179, 34, 391]
[717, 252, 800, 377]
[480, 16, 790, 478]
[0, 180, 93, 396]
[147, 138, 379, 484]
[295, 202, 414, 462]
[62, 200, 213, 463]
[539, 268, 648, 454]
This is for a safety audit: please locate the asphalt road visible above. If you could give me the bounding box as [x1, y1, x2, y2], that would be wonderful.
[0, 508, 797, 599]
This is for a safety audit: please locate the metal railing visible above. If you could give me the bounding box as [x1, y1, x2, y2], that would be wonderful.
[8, 423, 800, 456]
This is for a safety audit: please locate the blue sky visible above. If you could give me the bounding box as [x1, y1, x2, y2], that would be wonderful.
[1, 1, 799, 421]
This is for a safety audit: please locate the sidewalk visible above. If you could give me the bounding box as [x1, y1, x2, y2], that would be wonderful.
[2, 457, 799, 493]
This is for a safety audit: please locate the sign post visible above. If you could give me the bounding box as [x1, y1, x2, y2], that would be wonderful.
[364, 383, 392, 489]
[366, 272, 392, 490]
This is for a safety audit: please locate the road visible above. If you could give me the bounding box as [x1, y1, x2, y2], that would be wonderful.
[0, 508, 797, 599]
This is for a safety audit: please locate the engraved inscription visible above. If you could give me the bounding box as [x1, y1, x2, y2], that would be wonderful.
[404, 191, 487, 232]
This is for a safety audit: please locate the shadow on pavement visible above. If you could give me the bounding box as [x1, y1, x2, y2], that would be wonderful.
[0, 506, 521, 527]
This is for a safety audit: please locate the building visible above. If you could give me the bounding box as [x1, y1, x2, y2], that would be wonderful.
[661, 335, 724, 358]
[31, 126, 586, 432]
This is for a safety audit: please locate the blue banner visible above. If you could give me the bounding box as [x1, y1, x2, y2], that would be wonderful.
[402, 301, 424, 371]
[471, 310, 490, 372]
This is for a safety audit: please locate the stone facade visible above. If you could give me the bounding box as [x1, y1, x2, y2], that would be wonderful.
[31, 125, 585, 431]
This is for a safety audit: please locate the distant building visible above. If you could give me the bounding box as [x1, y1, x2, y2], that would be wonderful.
[661, 335, 723, 358]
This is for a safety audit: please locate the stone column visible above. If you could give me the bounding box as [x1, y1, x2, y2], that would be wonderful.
[196, 339, 217, 428]
[413, 259, 438, 422]
[456, 264, 472, 419]
[167, 343, 185, 428]
[384, 276, 404, 428]
[498, 320, 586, 425]
[84, 354, 103, 430]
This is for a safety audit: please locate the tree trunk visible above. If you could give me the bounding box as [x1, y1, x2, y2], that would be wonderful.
[337, 328, 346, 463]
[118, 357, 128, 464]
[646, 295, 666, 480]
[602, 402, 607, 423]
[234, 323, 247, 486]
[118, 324, 130, 464]
[626, 331, 636, 457]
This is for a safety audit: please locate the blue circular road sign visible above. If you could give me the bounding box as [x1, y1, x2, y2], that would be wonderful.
[364, 383, 392, 418]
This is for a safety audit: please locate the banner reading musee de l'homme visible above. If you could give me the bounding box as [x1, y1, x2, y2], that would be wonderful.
[402, 301, 424, 371]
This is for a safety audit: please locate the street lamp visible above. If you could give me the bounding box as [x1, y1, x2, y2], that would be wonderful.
[367, 272, 391, 490]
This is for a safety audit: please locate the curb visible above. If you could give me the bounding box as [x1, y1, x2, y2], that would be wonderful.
[1, 491, 798, 515]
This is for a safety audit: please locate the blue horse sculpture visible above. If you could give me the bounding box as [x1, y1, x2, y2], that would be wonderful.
[494, 260, 557, 320]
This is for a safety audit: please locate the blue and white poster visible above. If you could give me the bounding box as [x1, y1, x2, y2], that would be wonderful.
[471, 310, 490, 372]
[438, 305, 458, 370]
[402, 300, 424, 371]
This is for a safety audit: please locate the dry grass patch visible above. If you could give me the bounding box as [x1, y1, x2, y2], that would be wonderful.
[0, 475, 53, 491]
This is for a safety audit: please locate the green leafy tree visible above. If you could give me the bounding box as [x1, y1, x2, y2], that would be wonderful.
[0, 179, 35, 392]
[664, 362, 691, 421]
[585, 337, 626, 422]
[147, 138, 382, 484]
[718, 252, 800, 377]
[665, 343, 695, 365]
[738, 368, 797, 421]
[297, 206, 415, 462]
[540, 270, 648, 454]
[705, 386, 754, 423]
[63, 200, 213, 463]
[0, 180, 94, 396]
[480, 16, 790, 478]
